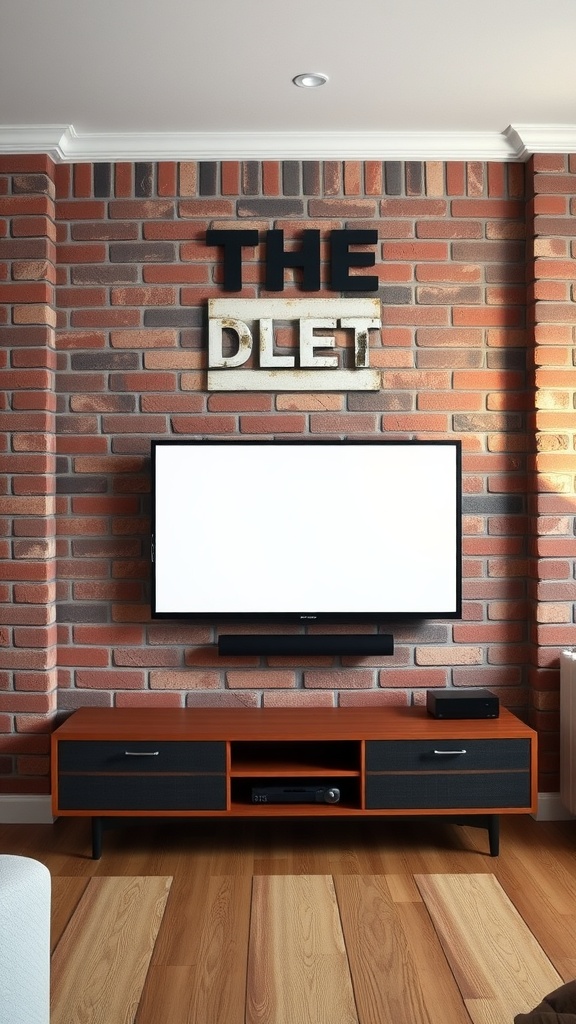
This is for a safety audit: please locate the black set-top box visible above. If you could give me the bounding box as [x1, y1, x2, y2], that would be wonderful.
[426, 688, 499, 719]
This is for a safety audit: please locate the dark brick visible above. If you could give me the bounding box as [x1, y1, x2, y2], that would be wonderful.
[384, 162, 403, 195]
[283, 161, 300, 196]
[56, 456, 69, 474]
[58, 691, 113, 709]
[112, 438, 155, 454]
[93, 163, 112, 198]
[406, 162, 423, 195]
[58, 373, 106, 393]
[379, 286, 412, 304]
[72, 222, 139, 240]
[303, 162, 321, 196]
[72, 538, 141, 557]
[72, 265, 139, 285]
[0, 239, 51, 259]
[109, 242, 176, 262]
[453, 413, 523, 431]
[135, 162, 154, 197]
[417, 350, 483, 369]
[323, 162, 341, 196]
[242, 162, 259, 195]
[56, 603, 109, 622]
[56, 476, 108, 494]
[392, 623, 450, 643]
[71, 351, 140, 370]
[199, 162, 217, 196]
[452, 240, 525, 263]
[487, 350, 527, 370]
[237, 198, 304, 218]
[0, 327, 53, 347]
[485, 265, 526, 283]
[143, 308, 203, 327]
[347, 393, 412, 411]
[13, 174, 53, 195]
[462, 495, 525, 514]
[180, 328, 203, 349]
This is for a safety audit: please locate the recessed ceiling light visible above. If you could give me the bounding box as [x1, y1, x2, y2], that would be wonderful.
[292, 72, 329, 88]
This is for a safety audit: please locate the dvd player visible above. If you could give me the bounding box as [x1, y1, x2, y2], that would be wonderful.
[251, 785, 340, 804]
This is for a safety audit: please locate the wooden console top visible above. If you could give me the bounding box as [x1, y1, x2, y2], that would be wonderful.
[53, 705, 535, 742]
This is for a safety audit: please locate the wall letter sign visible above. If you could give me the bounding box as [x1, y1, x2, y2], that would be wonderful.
[207, 298, 382, 391]
[206, 229, 378, 292]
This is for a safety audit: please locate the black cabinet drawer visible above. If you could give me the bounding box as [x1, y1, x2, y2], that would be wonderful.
[365, 772, 531, 809]
[365, 739, 530, 772]
[58, 740, 226, 773]
[58, 774, 227, 811]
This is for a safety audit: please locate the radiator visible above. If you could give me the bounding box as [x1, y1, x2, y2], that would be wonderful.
[560, 650, 576, 814]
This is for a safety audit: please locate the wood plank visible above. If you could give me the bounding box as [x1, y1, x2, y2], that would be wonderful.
[246, 874, 359, 1024]
[50, 876, 91, 952]
[415, 873, 563, 1024]
[335, 875, 471, 1024]
[51, 876, 172, 1024]
[394, 901, 474, 1024]
[137, 875, 252, 1024]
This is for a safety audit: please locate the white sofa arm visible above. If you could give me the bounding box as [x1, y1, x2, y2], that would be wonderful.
[0, 855, 51, 1024]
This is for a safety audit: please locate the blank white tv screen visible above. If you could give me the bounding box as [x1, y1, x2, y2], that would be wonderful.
[151, 439, 462, 621]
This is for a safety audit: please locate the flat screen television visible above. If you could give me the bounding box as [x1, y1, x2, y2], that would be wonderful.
[151, 438, 462, 623]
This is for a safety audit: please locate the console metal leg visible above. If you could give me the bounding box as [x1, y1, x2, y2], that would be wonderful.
[91, 817, 103, 860]
[488, 814, 499, 857]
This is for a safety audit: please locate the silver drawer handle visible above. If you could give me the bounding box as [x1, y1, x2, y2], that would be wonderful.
[124, 750, 159, 756]
[433, 749, 467, 755]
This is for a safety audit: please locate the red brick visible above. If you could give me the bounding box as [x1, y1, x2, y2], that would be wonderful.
[453, 307, 524, 327]
[445, 162, 465, 195]
[114, 163, 133, 196]
[110, 329, 178, 348]
[115, 692, 183, 707]
[207, 656, 277, 681]
[382, 241, 449, 261]
[0, 282, 52, 303]
[58, 201, 106, 219]
[73, 165, 92, 198]
[110, 286, 176, 306]
[365, 162, 383, 195]
[76, 669, 145, 688]
[152, 162, 174, 197]
[303, 670, 375, 689]
[142, 265, 208, 284]
[71, 309, 141, 328]
[451, 199, 523, 218]
[150, 670, 219, 689]
[535, 173, 576, 193]
[57, 243, 106, 263]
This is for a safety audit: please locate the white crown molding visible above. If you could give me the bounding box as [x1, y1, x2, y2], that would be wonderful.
[0, 123, 522, 162]
[506, 123, 576, 158]
[1, 123, 576, 163]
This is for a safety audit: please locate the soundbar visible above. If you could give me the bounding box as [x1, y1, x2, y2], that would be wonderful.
[218, 634, 394, 656]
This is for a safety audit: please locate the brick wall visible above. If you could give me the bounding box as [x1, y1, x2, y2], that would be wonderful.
[1, 154, 574, 796]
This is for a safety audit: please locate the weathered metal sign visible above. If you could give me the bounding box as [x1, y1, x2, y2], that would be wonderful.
[207, 298, 382, 392]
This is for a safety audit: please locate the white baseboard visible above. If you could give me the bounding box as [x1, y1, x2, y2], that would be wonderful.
[534, 792, 575, 821]
[0, 795, 54, 824]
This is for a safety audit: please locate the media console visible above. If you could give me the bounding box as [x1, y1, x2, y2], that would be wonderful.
[50, 706, 537, 859]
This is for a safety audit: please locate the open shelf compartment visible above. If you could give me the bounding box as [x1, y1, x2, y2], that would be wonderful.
[229, 740, 361, 777]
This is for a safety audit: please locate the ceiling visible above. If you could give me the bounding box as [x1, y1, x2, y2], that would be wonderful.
[2, 0, 576, 161]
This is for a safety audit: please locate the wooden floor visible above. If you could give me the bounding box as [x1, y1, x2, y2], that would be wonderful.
[2, 813, 576, 1023]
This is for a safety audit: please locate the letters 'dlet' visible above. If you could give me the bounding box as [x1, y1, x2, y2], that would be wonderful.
[207, 299, 382, 392]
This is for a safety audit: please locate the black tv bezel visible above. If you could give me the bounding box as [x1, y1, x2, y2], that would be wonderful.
[150, 437, 463, 624]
